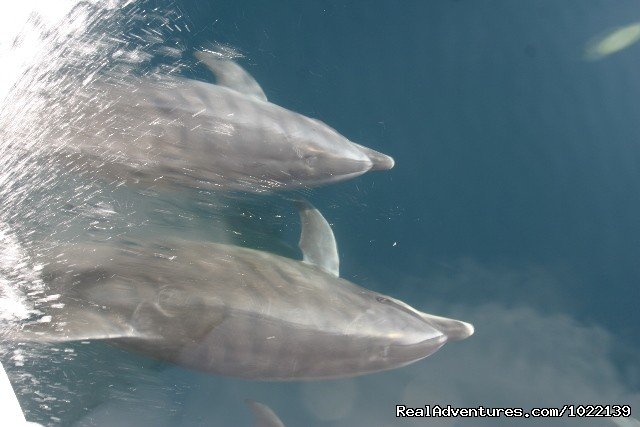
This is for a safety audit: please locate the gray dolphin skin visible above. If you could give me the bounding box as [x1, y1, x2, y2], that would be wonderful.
[57, 51, 394, 193]
[9, 201, 472, 380]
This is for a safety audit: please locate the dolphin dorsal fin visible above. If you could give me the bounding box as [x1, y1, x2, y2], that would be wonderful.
[195, 51, 267, 102]
[295, 199, 339, 277]
[245, 400, 286, 427]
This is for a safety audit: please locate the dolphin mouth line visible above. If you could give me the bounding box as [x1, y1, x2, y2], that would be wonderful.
[300, 167, 372, 187]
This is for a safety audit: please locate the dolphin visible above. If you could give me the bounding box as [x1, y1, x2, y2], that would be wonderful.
[6, 201, 472, 380]
[55, 51, 394, 193]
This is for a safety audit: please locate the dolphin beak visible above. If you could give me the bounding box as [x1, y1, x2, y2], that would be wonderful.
[420, 313, 475, 342]
[351, 142, 395, 171]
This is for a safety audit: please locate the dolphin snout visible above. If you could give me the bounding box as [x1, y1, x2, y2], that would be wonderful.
[420, 313, 475, 342]
[441, 319, 474, 341]
[351, 142, 395, 171]
[317, 145, 374, 181]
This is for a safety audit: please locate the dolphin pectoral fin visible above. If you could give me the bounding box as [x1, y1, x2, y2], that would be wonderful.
[195, 51, 268, 102]
[294, 199, 340, 277]
[245, 400, 286, 427]
[7, 307, 139, 343]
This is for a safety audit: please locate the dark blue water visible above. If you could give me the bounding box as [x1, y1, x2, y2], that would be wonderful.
[6, 0, 640, 425]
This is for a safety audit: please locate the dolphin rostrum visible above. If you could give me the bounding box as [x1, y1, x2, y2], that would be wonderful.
[7, 201, 472, 380]
[55, 51, 394, 193]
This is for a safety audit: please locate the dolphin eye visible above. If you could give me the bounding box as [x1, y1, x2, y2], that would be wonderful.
[376, 296, 390, 304]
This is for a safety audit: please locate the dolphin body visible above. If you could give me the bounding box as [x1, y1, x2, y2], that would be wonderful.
[9, 201, 472, 380]
[56, 52, 394, 193]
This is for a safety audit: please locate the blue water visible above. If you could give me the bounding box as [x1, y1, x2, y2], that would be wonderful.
[5, 0, 640, 425]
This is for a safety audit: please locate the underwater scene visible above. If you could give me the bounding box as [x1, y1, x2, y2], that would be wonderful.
[0, 1, 639, 426]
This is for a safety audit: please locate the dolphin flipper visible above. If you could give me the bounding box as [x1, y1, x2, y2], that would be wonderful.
[195, 51, 267, 102]
[245, 400, 286, 427]
[294, 199, 339, 277]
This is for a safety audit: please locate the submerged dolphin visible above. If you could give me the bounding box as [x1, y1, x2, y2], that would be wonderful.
[56, 52, 394, 193]
[8, 201, 472, 380]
